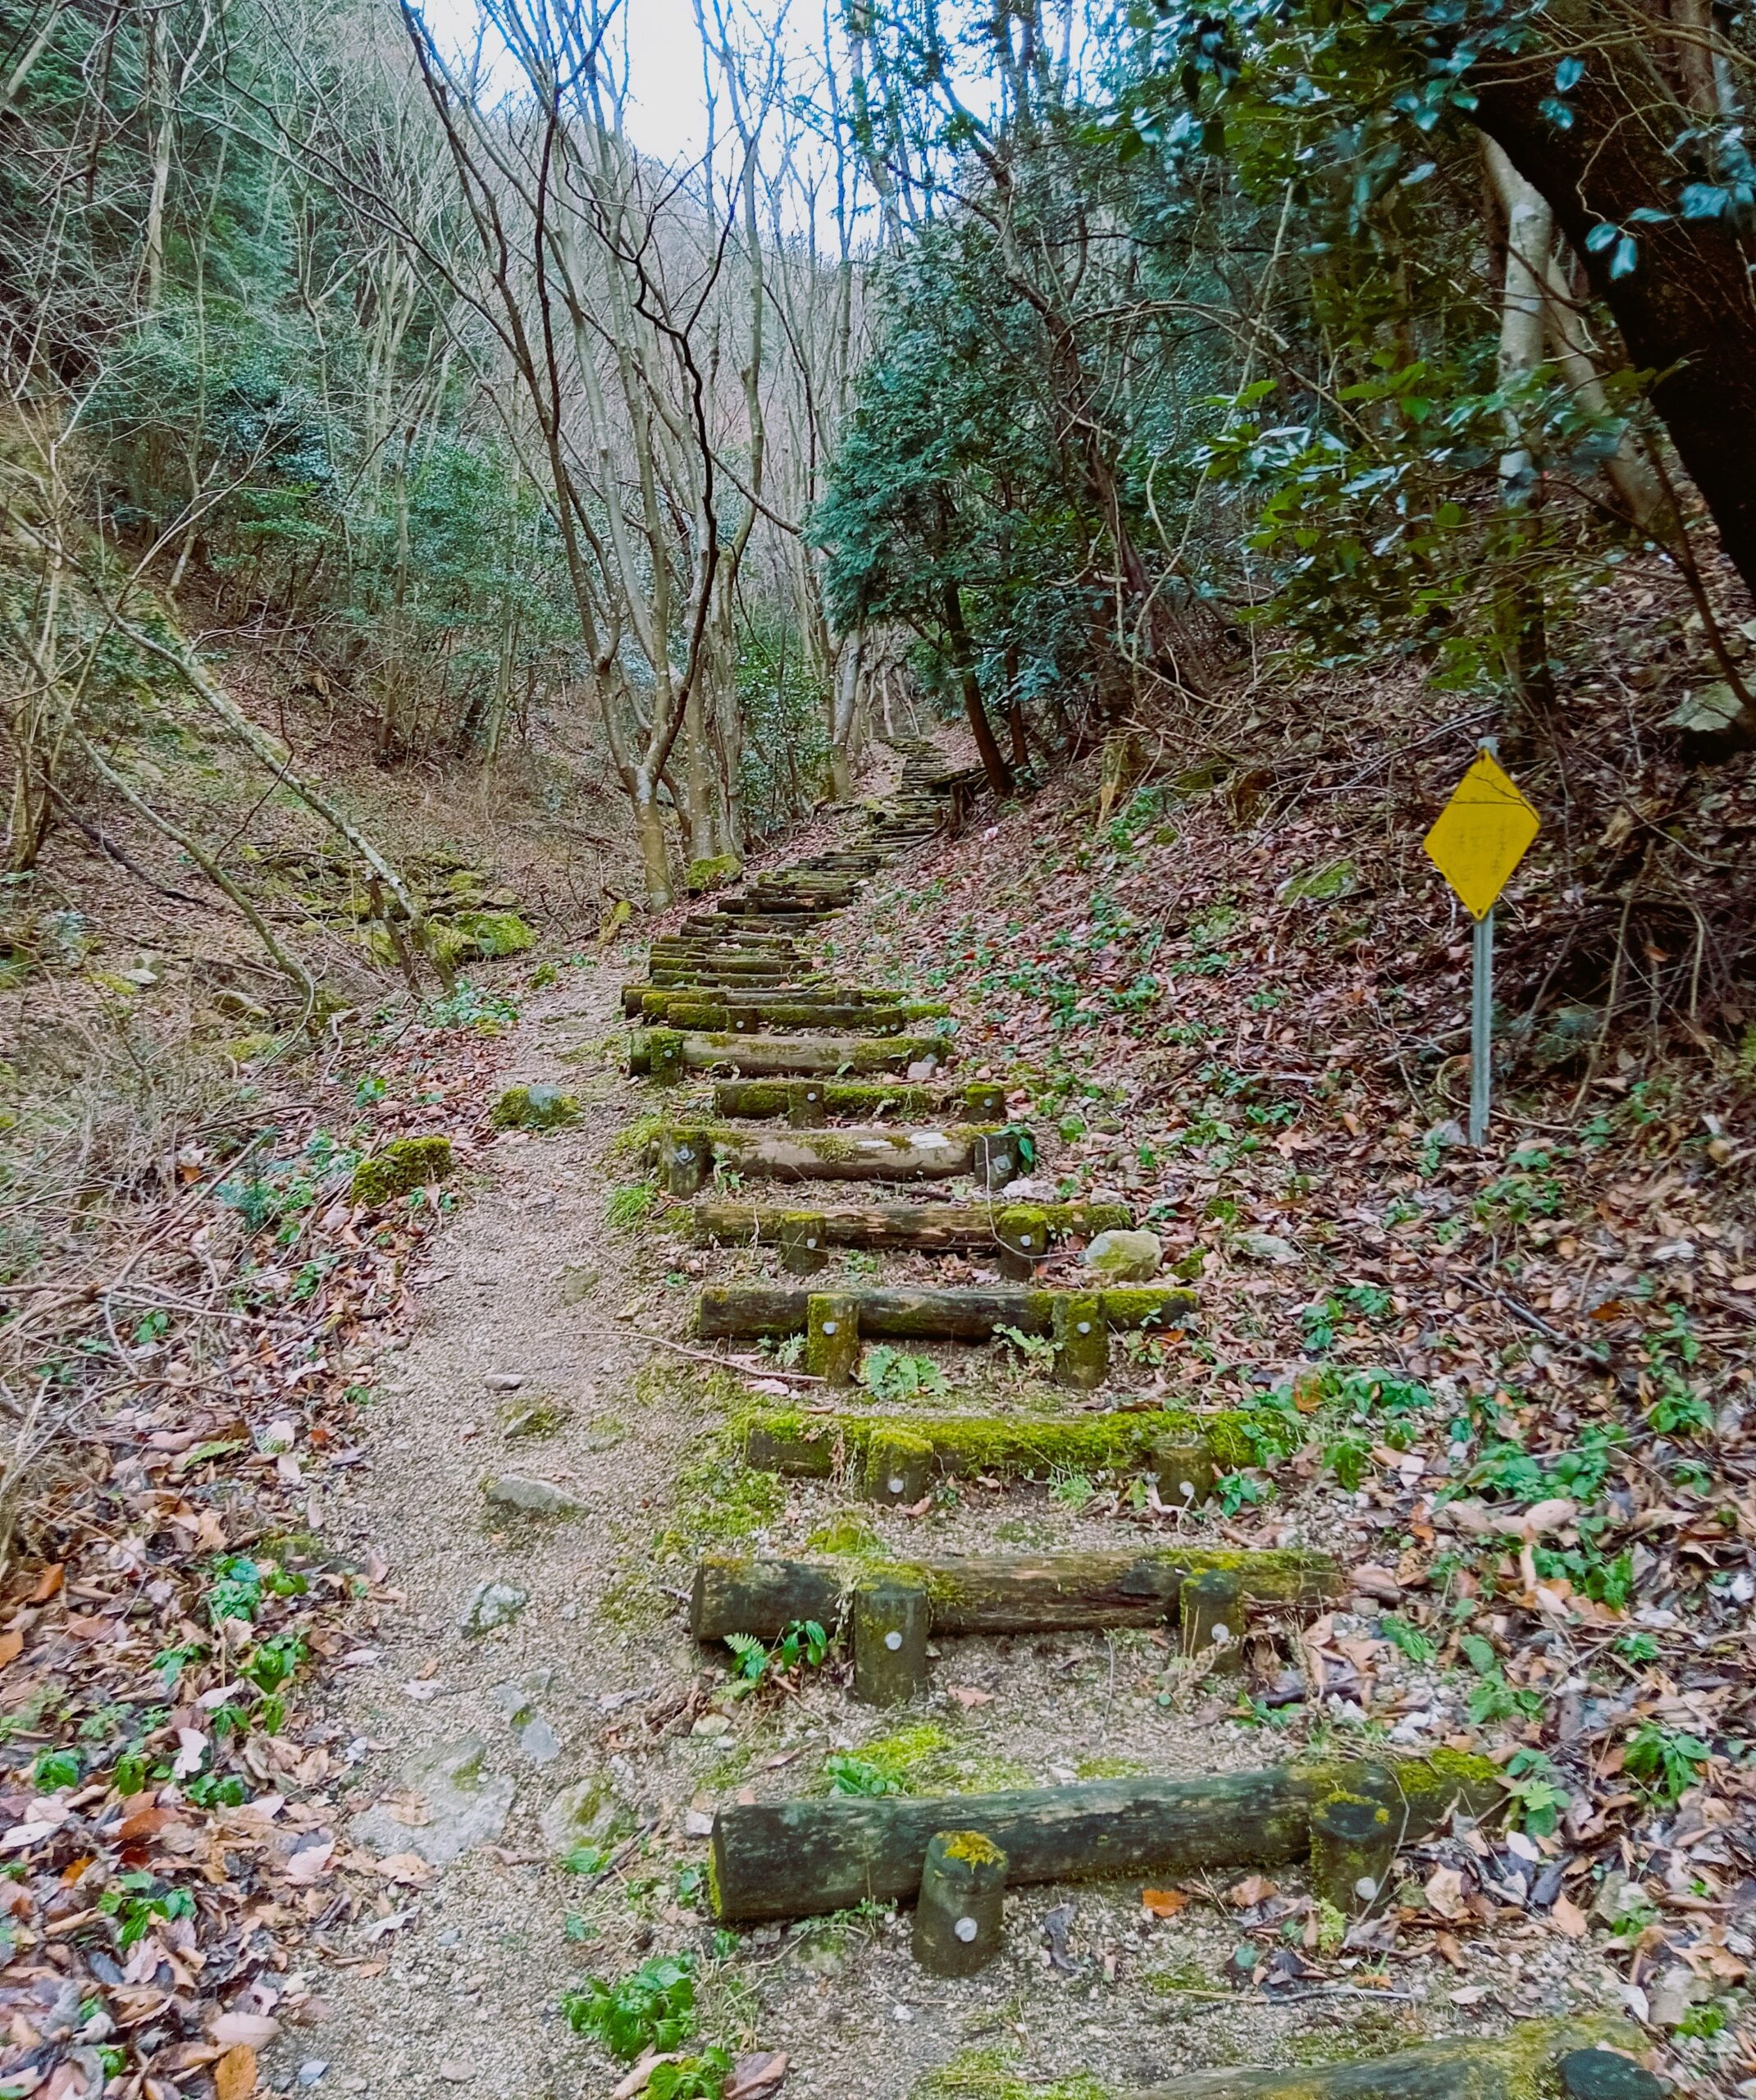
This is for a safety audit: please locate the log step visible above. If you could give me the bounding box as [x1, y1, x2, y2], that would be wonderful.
[699, 1281, 1195, 1341]
[653, 1122, 1025, 1195]
[712, 1078, 1006, 1123]
[691, 1198, 1126, 1257]
[1136, 2028, 1650, 2100]
[707, 1749, 1501, 1920]
[737, 1403, 1255, 1498]
[629, 1030, 950, 1079]
[634, 995, 948, 1034]
[691, 1545, 1343, 1641]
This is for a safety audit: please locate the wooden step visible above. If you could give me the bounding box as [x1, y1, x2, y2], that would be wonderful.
[634, 994, 947, 1034]
[654, 1121, 1021, 1195]
[738, 1403, 1238, 1498]
[1135, 2029, 1649, 2100]
[712, 1078, 1005, 1123]
[629, 1030, 948, 1079]
[706, 1750, 1500, 1922]
[691, 1545, 1342, 1640]
[691, 1198, 1126, 1262]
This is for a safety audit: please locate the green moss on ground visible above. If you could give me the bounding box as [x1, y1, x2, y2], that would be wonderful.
[350, 1134, 453, 1208]
[686, 853, 743, 893]
[912, 2051, 1109, 2100]
[489, 1082, 579, 1130]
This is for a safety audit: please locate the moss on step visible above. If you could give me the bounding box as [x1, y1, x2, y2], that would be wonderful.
[912, 2052, 1110, 2100]
[490, 1082, 580, 1130]
[350, 1134, 452, 1208]
[686, 853, 743, 893]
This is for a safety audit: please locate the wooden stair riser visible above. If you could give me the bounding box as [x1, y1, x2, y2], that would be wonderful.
[707, 1753, 1501, 1921]
[636, 996, 946, 1034]
[629, 1031, 947, 1080]
[691, 1200, 1129, 1271]
[654, 1124, 1024, 1196]
[698, 1281, 1194, 1345]
[712, 1079, 1006, 1125]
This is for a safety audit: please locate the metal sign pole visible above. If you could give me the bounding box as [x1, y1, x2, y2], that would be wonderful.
[1470, 904, 1494, 1148]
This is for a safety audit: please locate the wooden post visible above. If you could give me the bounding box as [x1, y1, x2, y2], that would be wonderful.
[996, 1204, 1050, 1281]
[660, 1126, 711, 1198]
[1052, 1292, 1107, 1389]
[1181, 1568, 1245, 1673]
[1148, 1436, 1216, 1510]
[974, 1129, 1021, 1190]
[787, 1080, 828, 1127]
[648, 1029, 686, 1084]
[779, 1212, 829, 1276]
[851, 1572, 931, 1705]
[913, 1831, 1007, 1976]
[866, 1428, 933, 1506]
[805, 1293, 860, 1384]
[1307, 1787, 1399, 1915]
[962, 1082, 1006, 1122]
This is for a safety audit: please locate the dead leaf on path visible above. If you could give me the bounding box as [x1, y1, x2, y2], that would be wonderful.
[0, 1630, 23, 1669]
[1425, 1865, 1466, 1919]
[946, 1686, 993, 1710]
[210, 2013, 277, 2049]
[1225, 1874, 1275, 1907]
[1141, 1888, 1189, 1919]
[30, 1564, 62, 1602]
[281, 1841, 335, 1887]
[1550, 1893, 1589, 1939]
[373, 1851, 436, 1887]
[214, 2044, 257, 2100]
[1434, 1931, 1466, 1970]
[724, 2052, 789, 2100]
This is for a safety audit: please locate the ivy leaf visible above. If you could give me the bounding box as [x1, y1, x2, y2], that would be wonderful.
[1610, 234, 1640, 280]
[1554, 56, 1584, 90]
[1681, 182, 1730, 219]
[1538, 97, 1576, 129]
[1584, 221, 1621, 253]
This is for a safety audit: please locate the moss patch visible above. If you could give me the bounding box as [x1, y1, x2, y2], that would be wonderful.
[686, 853, 743, 894]
[489, 1083, 579, 1131]
[446, 907, 536, 958]
[912, 2051, 1109, 2100]
[350, 1134, 453, 1208]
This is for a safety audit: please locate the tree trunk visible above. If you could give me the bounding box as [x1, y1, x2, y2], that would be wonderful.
[632, 774, 673, 909]
[940, 586, 1015, 797]
[1467, 46, 1756, 595]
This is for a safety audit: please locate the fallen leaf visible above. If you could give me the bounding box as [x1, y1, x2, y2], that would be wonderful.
[172, 1728, 208, 1779]
[373, 1851, 436, 1888]
[1425, 1865, 1466, 1919]
[214, 2045, 257, 2100]
[210, 2013, 277, 2049]
[725, 2052, 789, 2100]
[946, 1686, 994, 1710]
[281, 1840, 335, 1887]
[1434, 1931, 1466, 1970]
[1550, 1892, 1588, 1939]
[1225, 1874, 1276, 1907]
[0, 1630, 23, 1669]
[1141, 1888, 1189, 1919]
[30, 1565, 62, 1603]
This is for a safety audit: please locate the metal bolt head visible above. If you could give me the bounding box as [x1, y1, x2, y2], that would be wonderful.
[883, 1630, 903, 1651]
[953, 1916, 978, 1942]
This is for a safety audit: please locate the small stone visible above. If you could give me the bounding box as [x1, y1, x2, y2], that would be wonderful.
[559, 1266, 600, 1306]
[436, 1929, 462, 1947]
[461, 1581, 527, 1635]
[517, 1714, 561, 1764]
[482, 1473, 580, 1518]
[298, 2063, 329, 2089]
[349, 1737, 515, 1866]
[1234, 1230, 1300, 1267]
[691, 1711, 732, 1737]
[1646, 1963, 1699, 2029]
[538, 1774, 636, 1861]
[685, 1808, 714, 1838]
[1081, 1229, 1162, 1281]
[483, 1372, 527, 1392]
[438, 2064, 474, 2084]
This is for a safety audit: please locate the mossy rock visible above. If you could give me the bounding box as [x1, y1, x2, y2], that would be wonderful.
[351, 1134, 453, 1208]
[490, 1083, 580, 1131]
[686, 853, 743, 895]
[1282, 858, 1358, 903]
[446, 908, 536, 959]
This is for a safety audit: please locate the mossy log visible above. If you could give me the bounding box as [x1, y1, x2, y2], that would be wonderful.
[671, 1124, 1025, 1189]
[686, 915, 808, 938]
[629, 1032, 946, 1079]
[708, 1750, 1503, 1921]
[714, 1079, 1006, 1123]
[692, 1199, 1129, 1251]
[1131, 2025, 1650, 2100]
[689, 1546, 1343, 1641]
[738, 1404, 1264, 1487]
[696, 1281, 1197, 1341]
[632, 994, 943, 1034]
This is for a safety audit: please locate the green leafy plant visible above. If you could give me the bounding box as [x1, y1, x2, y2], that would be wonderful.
[98, 1873, 195, 1950]
[861, 1345, 950, 1404]
[562, 1953, 697, 2062]
[823, 1752, 903, 1796]
[1379, 1614, 1436, 1666]
[422, 978, 519, 1032]
[29, 1748, 79, 1792]
[994, 1324, 1056, 1370]
[1215, 1470, 1272, 1516]
[724, 1618, 828, 1687]
[607, 1180, 656, 1229]
[1625, 1722, 1711, 1804]
[1503, 1748, 1569, 1836]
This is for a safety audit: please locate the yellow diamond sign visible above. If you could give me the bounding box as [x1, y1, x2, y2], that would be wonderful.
[1423, 750, 1539, 920]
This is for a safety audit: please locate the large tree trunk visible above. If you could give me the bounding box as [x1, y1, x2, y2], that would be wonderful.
[939, 585, 1015, 798]
[1466, 42, 1756, 596]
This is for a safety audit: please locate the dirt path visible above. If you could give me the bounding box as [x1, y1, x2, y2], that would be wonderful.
[289, 799, 1645, 2100]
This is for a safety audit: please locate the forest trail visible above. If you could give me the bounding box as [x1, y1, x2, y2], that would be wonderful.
[281, 745, 1667, 2100]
